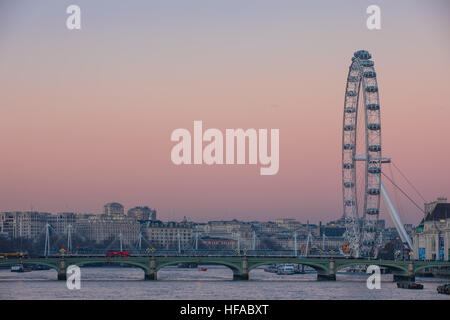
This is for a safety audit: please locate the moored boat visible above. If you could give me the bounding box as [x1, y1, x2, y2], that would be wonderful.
[437, 284, 450, 294]
[277, 264, 295, 275]
[11, 264, 31, 273]
[396, 282, 423, 289]
[264, 264, 278, 273]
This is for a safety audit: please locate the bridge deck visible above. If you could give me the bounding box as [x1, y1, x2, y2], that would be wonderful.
[1, 256, 449, 281]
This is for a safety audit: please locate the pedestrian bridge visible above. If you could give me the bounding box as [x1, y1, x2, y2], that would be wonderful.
[1, 256, 449, 281]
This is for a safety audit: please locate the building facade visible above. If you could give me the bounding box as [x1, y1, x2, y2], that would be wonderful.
[413, 198, 450, 261]
[77, 203, 140, 245]
[144, 220, 193, 249]
[127, 206, 157, 221]
[103, 202, 124, 216]
[0, 211, 50, 239]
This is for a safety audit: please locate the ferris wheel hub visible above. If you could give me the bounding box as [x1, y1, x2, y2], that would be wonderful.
[353, 154, 391, 163]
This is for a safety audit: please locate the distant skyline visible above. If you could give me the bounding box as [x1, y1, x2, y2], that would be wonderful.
[1, 1, 449, 225]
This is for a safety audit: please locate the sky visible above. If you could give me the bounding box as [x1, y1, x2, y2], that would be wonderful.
[0, 0, 449, 225]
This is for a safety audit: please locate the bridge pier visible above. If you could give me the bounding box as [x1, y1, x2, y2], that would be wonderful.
[317, 274, 336, 281]
[233, 272, 249, 281]
[232, 257, 249, 281]
[58, 272, 67, 281]
[144, 272, 157, 280]
[317, 258, 336, 281]
[57, 258, 67, 281]
[394, 261, 415, 282]
[144, 257, 157, 280]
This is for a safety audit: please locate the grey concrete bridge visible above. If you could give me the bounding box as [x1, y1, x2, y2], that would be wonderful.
[1, 256, 449, 282]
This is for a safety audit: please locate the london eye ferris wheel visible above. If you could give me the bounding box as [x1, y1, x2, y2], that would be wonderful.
[342, 50, 384, 258]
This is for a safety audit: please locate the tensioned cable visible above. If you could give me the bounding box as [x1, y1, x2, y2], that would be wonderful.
[71, 226, 87, 241]
[391, 161, 427, 202]
[388, 163, 404, 219]
[104, 233, 122, 251]
[46, 224, 66, 248]
[381, 171, 424, 214]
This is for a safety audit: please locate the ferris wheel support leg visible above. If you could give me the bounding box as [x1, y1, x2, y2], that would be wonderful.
[380, 180, 413, 250]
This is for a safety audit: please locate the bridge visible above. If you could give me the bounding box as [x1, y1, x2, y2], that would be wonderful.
[2, 255, 449, 282]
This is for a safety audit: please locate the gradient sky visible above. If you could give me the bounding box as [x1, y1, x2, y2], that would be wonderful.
[0, 0, 449, 225]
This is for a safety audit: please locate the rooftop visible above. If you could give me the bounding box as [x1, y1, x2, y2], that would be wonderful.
[424, 203, 450, 221]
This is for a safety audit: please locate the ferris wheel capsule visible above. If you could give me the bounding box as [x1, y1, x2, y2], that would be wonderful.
[354, 50, 372, 60]
[366, 104, 380, 111]
[363, 71, 376, 78]
[343, 163, 354, 169]
[368, 145, 381, 152]
[343, 144, 355, 150]
[344, 125, 355, 131]
[367, 123, 381, 131]
[345, 107, 356, 113]
[367, 188, 380, 195]
[368, 167, 381, 174]
[366, 208, 380, 215]
[365, 86, 378, 93]
[343, 182, 354, 188]
[360, 60, 374, 67]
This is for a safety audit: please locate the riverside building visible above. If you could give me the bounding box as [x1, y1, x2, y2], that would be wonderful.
[413, 197, 450, 261]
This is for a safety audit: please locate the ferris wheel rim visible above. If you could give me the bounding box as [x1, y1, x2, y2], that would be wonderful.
[342, 50, 382, 258]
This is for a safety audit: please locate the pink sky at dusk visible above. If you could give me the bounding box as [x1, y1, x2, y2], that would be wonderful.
[0, 1, 449, 225]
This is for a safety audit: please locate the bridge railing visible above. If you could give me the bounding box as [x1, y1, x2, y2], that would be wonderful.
[20, 249, 346, 258]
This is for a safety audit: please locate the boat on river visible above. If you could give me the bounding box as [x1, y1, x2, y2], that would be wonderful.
[264, 264, 278, 273]
[277, 264, 295, 275]
[437, 284, 450, 294]
[396, 282, 423, 289]
[11, 264, 31, 273]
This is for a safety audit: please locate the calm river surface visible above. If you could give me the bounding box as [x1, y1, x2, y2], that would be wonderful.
[1, 266, 449, 300]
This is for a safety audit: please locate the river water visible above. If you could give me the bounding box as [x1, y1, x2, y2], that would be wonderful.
[0, 266, 449, 300]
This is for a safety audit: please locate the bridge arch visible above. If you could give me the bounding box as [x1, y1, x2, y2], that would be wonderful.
[247, 260, 329, 274]
[155, 259, 241, 274]
[72, 259, 149, 272]
[334, 261, 409, 274]
[414, 263, 450, 275]
[0, 260, 59, 271]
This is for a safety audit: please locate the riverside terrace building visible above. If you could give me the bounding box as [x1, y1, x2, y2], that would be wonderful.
[196, 220, 253, 238]
[199, 236, 237, 249]
[0, 211, 51, 239]
[0, 203, 143, 246]
[47, 212, 77, 234]
[144, 220, 193, 249]
[413, 197, 450, 261]
[76, 212, 140, 246]
[274, 218, 302, 231]
[194, 220, 255, 249]
[47, 203, 141, 246]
